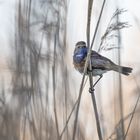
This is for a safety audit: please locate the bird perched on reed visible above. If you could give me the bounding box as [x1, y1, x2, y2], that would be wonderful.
[73, 41, 132, 77]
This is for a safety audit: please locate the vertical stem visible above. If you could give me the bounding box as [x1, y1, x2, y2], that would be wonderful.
[72, 75, 86, 140]
[124, 75, 140, 139]
[90, 0, 106, 49]
[116, 11, 125, 140]
[89, 74, 103, 140]
[73, 0, 106, 139]
[90, 91, 103, 140]
[86, 0, 93, 48]
[87, 0, 106, 139]
[52, 34, 60, 139]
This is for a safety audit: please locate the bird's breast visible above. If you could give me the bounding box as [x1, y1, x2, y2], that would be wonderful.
[73, 60, 85, 73]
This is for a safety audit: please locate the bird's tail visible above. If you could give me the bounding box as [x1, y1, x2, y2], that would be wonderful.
[113, 65, 133, 76]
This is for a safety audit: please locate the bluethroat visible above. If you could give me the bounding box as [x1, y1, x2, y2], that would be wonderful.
[73, 41, 132, 77]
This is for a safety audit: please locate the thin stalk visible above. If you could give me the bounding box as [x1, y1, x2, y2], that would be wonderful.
[72, 0, 106, 140]
[22, 108, 27, 140]
[86, 0, 93, 48]
[124, 75, 140, 139]
[108, 75, 140, 140]
[87, 0, 106, 140]
[60, 77, 88, 139]
[72, 71, 88, 140]
[116, 12, 125, 140]
[107, 112, 136, 140]
[90, 0, 106, 49]
[89, 75, 103, 140]
[72, 76, 85, 140]
[52, 34, 60, 139]
[61, 99, 78, 139]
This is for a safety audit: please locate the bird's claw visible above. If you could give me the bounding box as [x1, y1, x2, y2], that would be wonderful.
[89, 87, 95, 93]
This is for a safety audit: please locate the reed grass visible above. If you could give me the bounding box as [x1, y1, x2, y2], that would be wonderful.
[0, 0, 139, 140]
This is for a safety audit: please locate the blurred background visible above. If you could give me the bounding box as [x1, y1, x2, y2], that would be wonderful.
[0, 0, 140, 140]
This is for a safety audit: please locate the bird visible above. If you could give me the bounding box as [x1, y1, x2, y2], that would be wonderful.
[73, 41, 133, 77]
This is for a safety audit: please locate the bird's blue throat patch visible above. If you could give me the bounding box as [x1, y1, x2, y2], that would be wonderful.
[73, 48, 88, 63]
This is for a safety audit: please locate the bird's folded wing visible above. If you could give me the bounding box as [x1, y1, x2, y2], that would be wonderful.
[90, 50, 113, 69]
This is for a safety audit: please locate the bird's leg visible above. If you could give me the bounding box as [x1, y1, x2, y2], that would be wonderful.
[89, 75, 103, 93]
[93, 75, 103, 87]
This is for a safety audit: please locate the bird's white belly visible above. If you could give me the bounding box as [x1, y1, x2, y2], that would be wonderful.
[76, 68, 108, 76]
[92, 69, 107, 76]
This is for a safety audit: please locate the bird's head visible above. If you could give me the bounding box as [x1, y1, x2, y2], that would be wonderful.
[73, 41, 87, 63]
[74, 41, 87, 53]
[75, 41, 86, 49]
